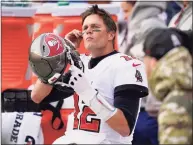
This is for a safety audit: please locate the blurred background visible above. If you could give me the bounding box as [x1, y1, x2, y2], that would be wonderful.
[1, 0, 192, 145]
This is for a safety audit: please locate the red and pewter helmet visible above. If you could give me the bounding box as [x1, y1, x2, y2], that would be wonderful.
[29, 33, 83, 84]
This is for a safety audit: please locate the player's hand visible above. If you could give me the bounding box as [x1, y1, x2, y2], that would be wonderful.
[65, 29, 83, 49]
[54, 51, 96, 104]
[66, 49, 84, 72]
[54, 48, 87, 94]
[55, 65, 96, 101]
[54, 52, 88, 94]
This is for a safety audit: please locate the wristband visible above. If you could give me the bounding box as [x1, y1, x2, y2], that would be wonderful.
[80, 89, 117, 122]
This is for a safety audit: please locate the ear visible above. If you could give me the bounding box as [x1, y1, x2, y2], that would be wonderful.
[150, 57, 158, 68]
[108, 31, 115, 41]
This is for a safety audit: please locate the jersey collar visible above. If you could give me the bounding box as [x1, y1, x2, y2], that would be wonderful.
[88, 50, 118, 69]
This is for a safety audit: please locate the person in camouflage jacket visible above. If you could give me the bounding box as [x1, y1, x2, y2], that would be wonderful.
[149, 47, 192, 144]
[143, 28, 192, 144]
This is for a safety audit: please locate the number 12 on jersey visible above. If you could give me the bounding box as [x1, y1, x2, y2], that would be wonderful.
[73, 94, 101, 133]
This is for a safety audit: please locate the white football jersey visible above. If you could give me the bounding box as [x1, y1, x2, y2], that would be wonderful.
[65, 52, 148, 144]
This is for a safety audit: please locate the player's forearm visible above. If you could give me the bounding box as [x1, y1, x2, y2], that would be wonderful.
[78, 89, 131, 136]
[31, 79, 53, 104]
[106, 109, 130, 137]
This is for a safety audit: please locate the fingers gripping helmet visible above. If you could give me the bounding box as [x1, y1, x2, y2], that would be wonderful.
[29, 33, 75, 84]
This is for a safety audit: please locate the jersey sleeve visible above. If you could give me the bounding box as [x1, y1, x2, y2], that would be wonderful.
[113, 56, 149, 98]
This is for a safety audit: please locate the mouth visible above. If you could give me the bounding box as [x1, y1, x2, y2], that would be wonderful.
[86, 37, 93, 41]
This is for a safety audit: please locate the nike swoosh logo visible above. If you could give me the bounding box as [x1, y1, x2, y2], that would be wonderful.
[132, 63, 141, 67]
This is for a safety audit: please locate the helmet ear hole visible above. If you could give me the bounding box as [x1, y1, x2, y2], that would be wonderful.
[42, 45, 45, 52]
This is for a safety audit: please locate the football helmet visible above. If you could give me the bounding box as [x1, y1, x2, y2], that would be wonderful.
[29, 33, 83, 85]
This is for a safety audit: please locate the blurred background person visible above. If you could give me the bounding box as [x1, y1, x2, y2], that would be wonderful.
[124, 1, 192, 144]
[124, 2, 168, 145]
[118, 1, 136, 53]
[126, 1, 167, 57]
[165, 1, 181, 25]
[121, 1, 136, 20]
[143, 27, 192, 144]
[169, 1, 192, 30]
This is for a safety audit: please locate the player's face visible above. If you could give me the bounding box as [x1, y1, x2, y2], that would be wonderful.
[82, 14, 109, 52]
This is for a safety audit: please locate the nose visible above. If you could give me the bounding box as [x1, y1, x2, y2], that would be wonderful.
[86, 27, 93, 35]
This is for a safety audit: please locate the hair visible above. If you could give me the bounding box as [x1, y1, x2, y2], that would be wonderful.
[81, 5, 117, 48]
[126, 1, 136, 6]
[143, 28, 185, 60]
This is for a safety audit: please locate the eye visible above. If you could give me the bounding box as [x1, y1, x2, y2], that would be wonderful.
[92, 25, 99, 29]
[83, 26, 88, 31]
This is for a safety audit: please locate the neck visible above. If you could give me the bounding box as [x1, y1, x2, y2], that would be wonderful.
[91, 44, 114, 58]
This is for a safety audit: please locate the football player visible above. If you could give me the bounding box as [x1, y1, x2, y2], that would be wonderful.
[30, 5, 148, 144]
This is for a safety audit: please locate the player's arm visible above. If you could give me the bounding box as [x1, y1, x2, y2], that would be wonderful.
[106, 58, 148, 136]
[106, 98, 140, 136]
[31, 71, 75, 104]
[106, 87, 145, 136]
[106, 109, 133, 136]
[31, 79, 53, 103]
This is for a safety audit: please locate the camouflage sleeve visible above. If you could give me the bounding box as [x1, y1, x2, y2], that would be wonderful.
[158, 92, 192, 144]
